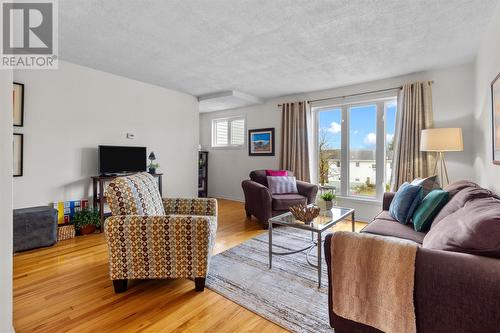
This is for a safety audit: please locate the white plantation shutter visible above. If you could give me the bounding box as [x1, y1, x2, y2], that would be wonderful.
[214, 119, 228, 146]
[230, 118, 245, 145]
[212, 116, 245, 147]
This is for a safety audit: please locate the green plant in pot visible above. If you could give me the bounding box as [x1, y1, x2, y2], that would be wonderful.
[320, 192, 336, 210]
[148, 162, 159, 174]
[73, 208, 100, 235]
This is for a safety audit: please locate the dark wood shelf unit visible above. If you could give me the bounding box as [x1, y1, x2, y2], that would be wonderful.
[198, 151, 208, 197]
[92, 173, 163, 231]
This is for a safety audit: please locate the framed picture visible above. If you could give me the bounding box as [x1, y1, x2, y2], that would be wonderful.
[13, 133, 23, 177]
[248, 128, 275, 156]
[492, 73, 500, 165]
[13, 82, 24, 127]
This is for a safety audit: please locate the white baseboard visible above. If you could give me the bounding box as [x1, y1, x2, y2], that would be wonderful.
[211, 194, 245, 203]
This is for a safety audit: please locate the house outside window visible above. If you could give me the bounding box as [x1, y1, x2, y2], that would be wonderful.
[314, 95, 397, 200]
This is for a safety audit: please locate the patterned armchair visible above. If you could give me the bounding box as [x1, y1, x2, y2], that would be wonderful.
[104, 172, 217, 293]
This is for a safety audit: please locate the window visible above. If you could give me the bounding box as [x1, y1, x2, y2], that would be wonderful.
[315, 96, 397, 200]
[212, 116, 245, 148]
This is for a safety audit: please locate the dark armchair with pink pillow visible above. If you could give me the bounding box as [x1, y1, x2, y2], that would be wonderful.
[241, 170, 318, 228]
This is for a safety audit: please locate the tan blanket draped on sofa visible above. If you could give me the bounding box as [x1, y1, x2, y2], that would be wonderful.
[330, 231, 418, 333]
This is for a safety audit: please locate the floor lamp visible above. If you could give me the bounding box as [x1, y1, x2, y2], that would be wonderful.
[420, 128, 463, 186]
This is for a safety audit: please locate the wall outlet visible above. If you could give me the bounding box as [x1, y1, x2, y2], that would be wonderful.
[126, 133, 135, 139]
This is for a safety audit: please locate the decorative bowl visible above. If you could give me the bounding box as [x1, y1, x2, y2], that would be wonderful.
[289, 204, 320, 224]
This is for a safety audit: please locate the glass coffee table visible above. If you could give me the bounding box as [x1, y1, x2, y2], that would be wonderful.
[268, 206, 355, 288]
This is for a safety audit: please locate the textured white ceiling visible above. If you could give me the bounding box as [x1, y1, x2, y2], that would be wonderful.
[59, 0, 499, 99]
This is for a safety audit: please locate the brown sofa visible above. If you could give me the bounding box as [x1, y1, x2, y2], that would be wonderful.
[241, 170, 318, 228]
[325, 180, 500, 333]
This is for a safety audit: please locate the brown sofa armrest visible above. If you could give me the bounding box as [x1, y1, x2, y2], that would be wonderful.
[325, 233, 500, 333]
[241, 180, 272, 224]
[382, 192, 396, 211]
[296, 181, 319, 204]
[414, 248, 500, 333]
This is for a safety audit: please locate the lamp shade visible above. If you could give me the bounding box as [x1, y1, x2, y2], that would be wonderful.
[148, 152, 156, 160]
[420, 128, 463, 152]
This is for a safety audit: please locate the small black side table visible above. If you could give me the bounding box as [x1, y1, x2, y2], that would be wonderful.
[91, 173, 163, 232]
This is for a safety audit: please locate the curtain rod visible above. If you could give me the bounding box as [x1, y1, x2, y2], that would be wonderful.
[277, 81, 434, 107]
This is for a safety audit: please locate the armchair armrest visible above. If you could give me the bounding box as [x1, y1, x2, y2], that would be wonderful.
[241, 180, 272, 224]
[382, 192, 396, 211]
[296, 181, 318, 204]
[162, 198, 217, 216]
[104, 214, 217, 280]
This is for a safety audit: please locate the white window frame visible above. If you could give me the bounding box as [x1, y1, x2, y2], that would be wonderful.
[211, 115, 246, 149]
[312, 94, 397, 202]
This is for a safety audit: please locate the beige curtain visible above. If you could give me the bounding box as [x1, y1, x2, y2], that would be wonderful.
[391, 81, 434, 190]
[280, 101, 311, 182]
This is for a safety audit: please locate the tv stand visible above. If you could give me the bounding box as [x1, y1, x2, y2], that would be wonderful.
[91, 173, 163, 232]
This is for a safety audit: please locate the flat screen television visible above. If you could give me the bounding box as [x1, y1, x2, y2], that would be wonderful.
[98, 145, 147, 175]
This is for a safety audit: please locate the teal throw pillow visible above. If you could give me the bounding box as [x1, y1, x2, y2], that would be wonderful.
[412, 189, 449, 232]
[389, 182, 423, 224]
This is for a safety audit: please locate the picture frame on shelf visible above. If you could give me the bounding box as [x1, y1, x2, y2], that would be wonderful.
[13, 82, 24, 127]
[13, 133, 23, 177]
[248, 128, 275, 156]
[492, 73, 500, 165]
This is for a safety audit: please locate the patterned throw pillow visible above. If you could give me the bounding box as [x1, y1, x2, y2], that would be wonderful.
[411, 175, 440, 197]
[389, 182, 423, 224]
[267, 176, 298, 194]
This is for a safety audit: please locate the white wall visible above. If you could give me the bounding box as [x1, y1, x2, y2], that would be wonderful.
[0, 69, 14, 331]
[474, 4, 500, 193]
[200, 62, 476, 221]
[13, 61, 199, 209]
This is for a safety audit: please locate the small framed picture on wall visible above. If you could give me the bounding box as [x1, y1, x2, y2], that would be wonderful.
[13, 133, 23, 177]
[13, 82, 24, 127]
[248, 128, 275, 156]
[492, 73, 500, 165]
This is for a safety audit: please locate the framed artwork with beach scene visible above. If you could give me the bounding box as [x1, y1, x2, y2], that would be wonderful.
[492, 73, 500, 165]
[248, 128, 275, 156]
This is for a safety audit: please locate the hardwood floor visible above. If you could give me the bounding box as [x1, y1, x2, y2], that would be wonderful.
[13, 199, 366, 333]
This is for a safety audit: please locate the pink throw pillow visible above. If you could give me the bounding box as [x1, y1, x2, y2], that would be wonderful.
[266, 170, 288, 176]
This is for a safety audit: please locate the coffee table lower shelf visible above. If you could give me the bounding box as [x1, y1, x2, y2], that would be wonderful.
[268, 206, 355, 288]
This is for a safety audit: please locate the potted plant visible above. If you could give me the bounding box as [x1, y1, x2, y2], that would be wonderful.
[148, 162, 159, 174]
[320, 192, 336, 210]
[73, 208, 100, 235]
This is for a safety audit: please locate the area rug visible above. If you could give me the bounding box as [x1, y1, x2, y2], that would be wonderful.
[206, 227, 334, 333]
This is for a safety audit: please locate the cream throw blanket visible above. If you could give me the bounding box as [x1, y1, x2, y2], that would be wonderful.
[330, 231, 418, 333]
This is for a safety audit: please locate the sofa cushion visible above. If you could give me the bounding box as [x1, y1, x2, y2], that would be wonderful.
[423, 197, 500, 258]
[432, 185, 497, 228]
[411, 175, 440, 196]
[389, 182, 423, 224]
[443, 180, 480, 197]
[362, 219, 426, 244]
[412, 189, 450, 232]
[272, 194, 307, 211]
[374, 210, 396, 221]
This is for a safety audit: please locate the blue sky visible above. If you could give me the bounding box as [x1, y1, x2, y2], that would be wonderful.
[252, 133, 270, 142]
[319, 102, 396, 149]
